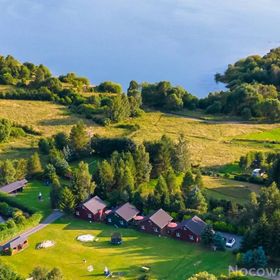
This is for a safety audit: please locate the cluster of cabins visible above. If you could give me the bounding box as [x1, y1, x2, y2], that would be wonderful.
[76, 196, 207, 243]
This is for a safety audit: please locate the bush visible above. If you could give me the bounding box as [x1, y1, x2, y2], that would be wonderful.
[10, 127, 26, 138]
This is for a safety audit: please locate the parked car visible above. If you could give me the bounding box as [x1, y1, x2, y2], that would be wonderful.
[226, 238, 236, 248]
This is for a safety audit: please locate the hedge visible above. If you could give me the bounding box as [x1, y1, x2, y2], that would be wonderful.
[0, 212, 42, 243]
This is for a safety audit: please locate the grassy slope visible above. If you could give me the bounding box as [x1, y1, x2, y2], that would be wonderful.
[0, 216, 234, 280]
[1, 100, 279, 166]
[203, 176, 261, 204]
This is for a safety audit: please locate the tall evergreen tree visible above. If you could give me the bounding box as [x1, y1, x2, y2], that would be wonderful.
[133, 145, 152, 185]
[72, 161, 95, 203]
[59, 187, 76, 213]
[27, 152, 43, 177]
[69, 122, 89, 157]
[173, 133, 191, 172]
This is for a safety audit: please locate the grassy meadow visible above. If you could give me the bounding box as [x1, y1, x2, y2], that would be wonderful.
[1, 100, 279, 166]
[203, 176, 261, 204]
[0, 216, 234, 280]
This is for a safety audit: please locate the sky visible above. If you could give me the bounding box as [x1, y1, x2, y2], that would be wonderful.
[1, 0, 280, 96]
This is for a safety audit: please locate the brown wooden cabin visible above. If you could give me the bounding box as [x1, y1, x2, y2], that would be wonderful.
[2, 236, 28, 255]
[75, 196, 107, 222]
[137, 209, 173, 235]
[0, 179, 28, 195]
[167, 215, 207, 243]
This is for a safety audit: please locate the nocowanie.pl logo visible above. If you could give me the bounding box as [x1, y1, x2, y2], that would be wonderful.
[229, 266, 280, 278]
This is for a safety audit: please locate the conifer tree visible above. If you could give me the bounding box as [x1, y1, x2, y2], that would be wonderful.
[59, 187, 76, 213]
[72, 161, 95, 203]
[27, 152, 43, 177]
[134, 145, 152, 185]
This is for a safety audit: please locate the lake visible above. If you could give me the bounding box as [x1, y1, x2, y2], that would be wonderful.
[1, 0, 280, 97]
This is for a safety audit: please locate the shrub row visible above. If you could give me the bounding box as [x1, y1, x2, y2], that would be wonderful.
[0, 212, 42, 243]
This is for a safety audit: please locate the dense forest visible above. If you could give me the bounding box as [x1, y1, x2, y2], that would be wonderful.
[2, 49, 280, 122]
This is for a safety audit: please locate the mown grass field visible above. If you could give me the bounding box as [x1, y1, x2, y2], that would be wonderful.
[236, 127, 280, 143]
[203, 176, 261, 204]
[0, 216, 234, 280]
[12, 180, 52, 217]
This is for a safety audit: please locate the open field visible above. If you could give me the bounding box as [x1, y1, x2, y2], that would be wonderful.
[11, 180, 52, 217]
[235, 127, 280, 143]
[203, 176, 262, 204]
[0, 216, 234, 280]
[121, 112, 280, 167]
[1, 100, 280, 166]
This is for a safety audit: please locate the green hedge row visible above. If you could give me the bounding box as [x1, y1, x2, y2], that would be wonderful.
[0, 212, 42, 243]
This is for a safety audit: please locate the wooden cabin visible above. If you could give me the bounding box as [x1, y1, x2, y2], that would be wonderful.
[106, 202, 140, 228]
[75, 196, 107, 222]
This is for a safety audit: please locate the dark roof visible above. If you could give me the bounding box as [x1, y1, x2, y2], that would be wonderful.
[147, 209, 173, 229]
[0, 179, 28, 194]
[6, 236, 27, 249]
[115, 202, 139, 222]
[180, 216, 207, 236]
[83, 196, 107, 214]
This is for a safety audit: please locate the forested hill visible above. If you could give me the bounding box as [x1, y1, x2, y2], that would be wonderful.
[2, 49, 280, 122]
[200, 47, 280, 120]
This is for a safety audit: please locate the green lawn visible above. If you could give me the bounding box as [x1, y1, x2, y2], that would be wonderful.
[0, 217, 234, 280]
[203, 176, 261, 204]
[235, 127, 280, 143]
[12, 180, 52, 217]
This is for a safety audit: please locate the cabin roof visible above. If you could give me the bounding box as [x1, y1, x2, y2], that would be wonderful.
[0, 179, 28, 194]
[83, 196, 107, 214]
[7, 236, 27, 248]
[179, 216, 207, 236]
[115, 202, 140, 222]
[147, 209, 173, 229]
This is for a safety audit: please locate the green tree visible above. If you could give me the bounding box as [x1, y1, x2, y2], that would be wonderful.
[133, 144, 152, 185]
[173, 133, 191, 173]
[201, 225, 215, 246]
[59, 187, 76, 213]
[46, 267, 64, 280]
[0, 160, 16, 184]
[181, 170, 194, 195]
[213, 233, 226, 251]
[29, 266, 49, 280]
[72, 161, 95, 203]
[94, 160, 114, 199]
[0, 263, 23, 280]
[0, 119, 11, 142]
[69, 122, 89, 157]
[27, 152, 43, 177]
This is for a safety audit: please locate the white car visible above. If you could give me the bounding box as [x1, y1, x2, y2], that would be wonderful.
[226, 238, 236, 248]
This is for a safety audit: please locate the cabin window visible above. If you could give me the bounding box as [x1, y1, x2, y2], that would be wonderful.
[189, 235, 194, 240]
[120, 220, 124, 225]
[76, 211, 80, 216]
[108, 218, 112, 223]
[176, 232, 181, 238]
[154, 227, 158, 232]
[88, 214, 92, 219]
[141, 225, 145, 230]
